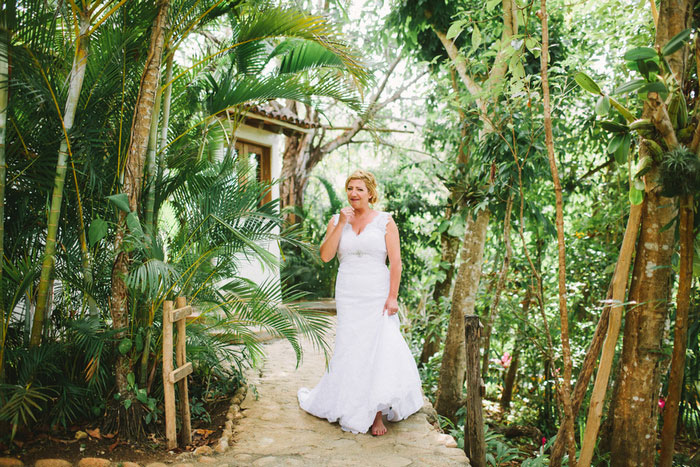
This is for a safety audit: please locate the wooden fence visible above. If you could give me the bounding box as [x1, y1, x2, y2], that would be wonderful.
[163, 296, 193, 449]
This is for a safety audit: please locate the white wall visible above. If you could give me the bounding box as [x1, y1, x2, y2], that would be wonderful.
[234, 124, 284, 290]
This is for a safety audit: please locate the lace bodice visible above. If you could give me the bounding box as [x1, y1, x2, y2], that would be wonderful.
[332, 211, 392, 267]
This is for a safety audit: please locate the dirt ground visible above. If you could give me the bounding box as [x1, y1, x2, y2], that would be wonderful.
[2, 398, 230, 465]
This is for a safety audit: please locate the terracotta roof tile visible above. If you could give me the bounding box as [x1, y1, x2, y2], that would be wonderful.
[247, 101, 319, 129]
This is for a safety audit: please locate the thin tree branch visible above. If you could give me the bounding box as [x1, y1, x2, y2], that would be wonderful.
[540, 1, 577, 463]
[432, 29, 484, 108]
[577, 159, 613, 181]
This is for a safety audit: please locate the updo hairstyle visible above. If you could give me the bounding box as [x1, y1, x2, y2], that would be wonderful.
[345, 170, 379, 204]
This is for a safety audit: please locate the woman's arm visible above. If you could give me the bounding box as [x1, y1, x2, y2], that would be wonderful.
[320, 208, 352, 262]
[384, 217, 402, 315]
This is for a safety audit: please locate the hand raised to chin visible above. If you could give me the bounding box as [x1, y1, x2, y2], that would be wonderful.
[339, 206, 355, 225]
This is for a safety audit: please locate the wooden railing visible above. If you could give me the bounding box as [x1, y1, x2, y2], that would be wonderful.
[163, 296, 193, 449]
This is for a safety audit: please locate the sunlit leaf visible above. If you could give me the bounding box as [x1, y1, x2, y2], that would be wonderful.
[662, 29, 692, 56]
[472, 24, 481, 49]
[595, 95, 610, 115]
[624, 47, 657, 61]
[446, 20, 466, 41]
[574, 72, 602, 95]
[613, 79, 646, 95]
[629, 185, 644, 205]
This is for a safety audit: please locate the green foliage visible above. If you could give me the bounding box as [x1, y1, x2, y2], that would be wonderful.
[575, 72, 602, 95]
[485, 430, 522, 466]
[1, 0, 363, 442]
[281, 176, 342, 299]
[388, 0, 467, 63]
[0, 322, 117, 435]
[659, 146, 700, 197]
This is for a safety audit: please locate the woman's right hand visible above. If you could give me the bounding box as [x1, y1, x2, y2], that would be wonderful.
[339, 206, 355, 225]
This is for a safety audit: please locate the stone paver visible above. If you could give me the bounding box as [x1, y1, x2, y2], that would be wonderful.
[200, 317, 469, 466]
[34, 460, 72, 467]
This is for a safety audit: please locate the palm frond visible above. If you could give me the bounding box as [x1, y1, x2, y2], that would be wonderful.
[126, 259, 178, 298]
[271, 39, 347, 75]
[233, 7, 368, 86]
[0, 383, 56, 440]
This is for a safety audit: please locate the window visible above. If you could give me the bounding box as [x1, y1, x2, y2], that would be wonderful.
[234, 140, 272, 204]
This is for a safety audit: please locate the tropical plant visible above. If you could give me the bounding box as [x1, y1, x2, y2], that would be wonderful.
[1, 0, 367, 442]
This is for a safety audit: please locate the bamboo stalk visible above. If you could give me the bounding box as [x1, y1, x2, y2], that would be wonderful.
[154, 52, 174, 233]
[144, 70, 162, 233]
[30, 16, 90, 346]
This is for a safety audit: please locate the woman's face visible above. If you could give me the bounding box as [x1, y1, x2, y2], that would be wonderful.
[346, 179, 370, 207]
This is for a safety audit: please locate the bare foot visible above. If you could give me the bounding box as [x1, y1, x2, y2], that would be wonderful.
[371, 411, 387, 436]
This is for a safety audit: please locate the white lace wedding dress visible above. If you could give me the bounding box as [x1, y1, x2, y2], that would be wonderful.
[297, 211, 424, 434]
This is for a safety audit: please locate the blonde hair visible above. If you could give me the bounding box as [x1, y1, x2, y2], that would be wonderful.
[345, 170, 379, 204]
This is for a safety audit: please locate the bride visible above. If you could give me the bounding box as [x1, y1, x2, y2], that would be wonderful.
[297, 170, 423, 436]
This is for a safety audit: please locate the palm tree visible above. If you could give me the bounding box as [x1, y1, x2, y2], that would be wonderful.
[28, 0, 131, 346]
[104, 2, 367, 438]
[2, 0, 367, 440]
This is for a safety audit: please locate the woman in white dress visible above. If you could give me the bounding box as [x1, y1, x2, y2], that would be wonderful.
[297, 170, 423, 436]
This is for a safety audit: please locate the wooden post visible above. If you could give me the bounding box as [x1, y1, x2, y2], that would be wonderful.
[162, 297, 194, 449]
[176, 296, 192, 446]
[464, 314, 486, 467]
[162, 300, 176, 449]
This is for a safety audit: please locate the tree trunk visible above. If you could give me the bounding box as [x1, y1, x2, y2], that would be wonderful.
[280, 122, 314, 223]
[419, 226, 460, 364]
[658, 201, 693, 466]
[609, 2, 691, 463]
[549, 260, 629, 463]
[432, 0, 517, 424]
[421, 70, 470, 365]
[108, 0, 169, 439]
[481, 196, 512, 377]
[30, 15, 89, 346]
[434, 208, 490, 422]
[659, 34, 700, 464]
[609, 166, 676, 465]
[578, 204, 642, 466]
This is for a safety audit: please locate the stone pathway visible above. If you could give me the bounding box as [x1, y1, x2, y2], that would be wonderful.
[1, 317, 469, 466]
[205, 317, 470, 466]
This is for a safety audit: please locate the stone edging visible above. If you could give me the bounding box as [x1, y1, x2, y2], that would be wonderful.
[213, 384, 247, 454]
[178, 383, 247, 461]
[0, 384, 248, 467]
